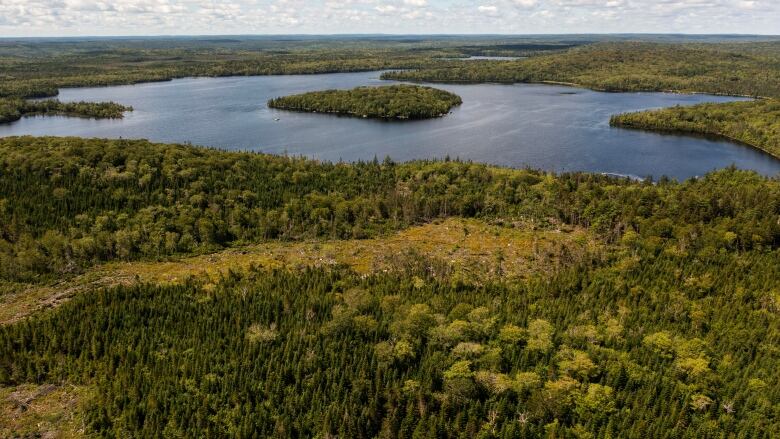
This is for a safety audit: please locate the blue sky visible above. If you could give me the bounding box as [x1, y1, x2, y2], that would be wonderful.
[1, 0, 778, 37]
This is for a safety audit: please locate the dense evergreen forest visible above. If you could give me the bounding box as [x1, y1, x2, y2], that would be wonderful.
[0, 135, 778, 436]
[0, 99, 131, 124]
[2, 252, 778, 437]
[268, 85, 462, 120]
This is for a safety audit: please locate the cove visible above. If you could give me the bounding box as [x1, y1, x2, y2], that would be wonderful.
[1, 71, 778, 180]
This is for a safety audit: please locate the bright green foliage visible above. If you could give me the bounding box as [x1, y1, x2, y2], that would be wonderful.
[575, 384, 615, 417]
[0, 98, 131, 124]
[557, 348, 598, 381]
[444, 360, 475, 380]
[611, 100, 780, 158]
[498, 324, 525, 344]
[643, 331, 676, 358]
[526, 319, 555, 353]
[513, 371, 542, 392]
[268, 85, 462, 120]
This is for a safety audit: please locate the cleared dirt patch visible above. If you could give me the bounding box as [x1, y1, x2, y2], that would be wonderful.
[1, 218, 597, 325]
[0, 383, 91, 438]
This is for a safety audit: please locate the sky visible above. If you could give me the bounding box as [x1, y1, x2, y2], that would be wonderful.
[0, 0, 778, 37]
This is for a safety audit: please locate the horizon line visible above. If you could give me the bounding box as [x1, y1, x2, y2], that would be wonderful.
[2, 32, 780, 40]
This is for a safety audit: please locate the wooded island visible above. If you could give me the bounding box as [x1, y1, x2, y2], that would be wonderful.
[268, 85, 462, 120]
[0, 99, 132, 124]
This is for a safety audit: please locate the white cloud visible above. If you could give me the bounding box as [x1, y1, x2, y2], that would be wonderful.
[512, 0, 537, 7]
[478, 4, 500, 17]
[0, 0, 777, 36]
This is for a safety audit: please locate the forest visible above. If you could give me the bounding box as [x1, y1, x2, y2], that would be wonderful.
[2, 136, 779, 283]
[0, 48, 437, 99]
[0, 99, 132, 124]
[0, 137, 778, 437]
[6, 39, 778, 100]
[381, 42, 780, 98]
[0, 36, 563, 99]
[268, 85, 462, 120]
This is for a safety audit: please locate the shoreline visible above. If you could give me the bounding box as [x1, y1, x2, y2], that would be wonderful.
[610, 119, 780, 161]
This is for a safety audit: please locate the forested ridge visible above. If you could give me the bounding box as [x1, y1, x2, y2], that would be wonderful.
[2, 136, 779, 283]
[0, 46, 453, 100]
[381, 42, 780, 98]
[8, 40, 776, 101]
[0, 36, 581, 99]
[268, 85, 462, 119]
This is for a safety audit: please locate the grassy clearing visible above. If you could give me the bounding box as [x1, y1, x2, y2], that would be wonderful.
[0, 383, 92, 438]
[103, 218, 593, 283]
[0, 218, 596, 325]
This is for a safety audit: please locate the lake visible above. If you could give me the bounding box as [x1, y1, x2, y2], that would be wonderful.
[2, 71, 778, 180]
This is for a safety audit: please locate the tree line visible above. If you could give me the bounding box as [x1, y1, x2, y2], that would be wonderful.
[0, 46, 452, 100]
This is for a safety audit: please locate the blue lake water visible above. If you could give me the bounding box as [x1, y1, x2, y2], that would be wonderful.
[1, 71, 778, 180]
